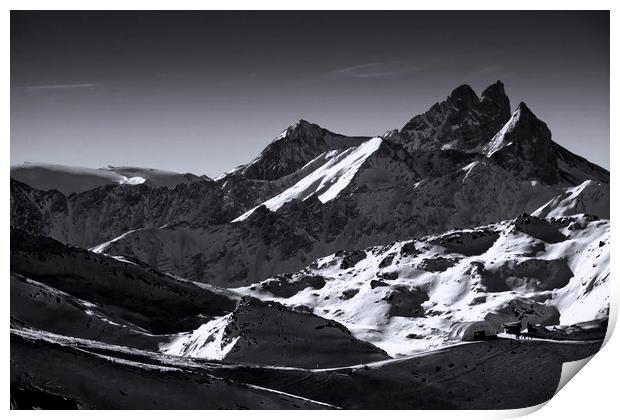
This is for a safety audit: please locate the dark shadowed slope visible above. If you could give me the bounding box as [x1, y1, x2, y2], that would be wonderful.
[10, 331, 332, 409]
[212, 337, 603, 409]
[11, 228, 237, 334]
[10, 327, 602, 409]
[11, 229, 390, 369]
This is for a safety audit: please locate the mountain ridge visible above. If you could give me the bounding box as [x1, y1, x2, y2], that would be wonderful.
[10, 81, 610, 288]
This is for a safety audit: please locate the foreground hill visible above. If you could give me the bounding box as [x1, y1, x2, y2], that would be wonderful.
[11, 229, 388, 369]
[11, 326, 602, 409]
[11, 330, 333, 409]
[162, 297, 389, 368]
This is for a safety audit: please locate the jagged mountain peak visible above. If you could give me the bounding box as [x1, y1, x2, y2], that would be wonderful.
[278, 119, 324, 139]
[485, 102, 608, 185]
[288, 118, 314, 129]
[394, 81, 513, 153]
[237, 119, 370, 181]
[484, 101, 551, 156]
[513, 101, 537, 120]
[482, 101, 558, 185]
[291, 118, 311, 126]
[481, 80, 505, 99]
[447, 84, 479, 107]
[446, 81, 511, 116]
[507, 101, 545, 127]
[481, 80, 511, 115]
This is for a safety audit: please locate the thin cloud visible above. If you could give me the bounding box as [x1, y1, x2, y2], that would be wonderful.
[330, 60, 420, 79]
[25, 83, 101, 90]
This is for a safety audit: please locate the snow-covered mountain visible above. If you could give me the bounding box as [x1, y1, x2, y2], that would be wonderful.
[11, 81, 608, 289]
[227, 119, 370, 181]
[93, 152, 605, 288]
[10, 80, 610, 409]
[232, 137, 394, 222]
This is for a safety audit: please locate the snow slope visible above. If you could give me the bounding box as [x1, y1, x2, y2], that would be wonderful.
[232, 137, 383, 222]
[162, 314, 239, 360]
[532, 180, 610, 219]
[233, 214, 609, 357]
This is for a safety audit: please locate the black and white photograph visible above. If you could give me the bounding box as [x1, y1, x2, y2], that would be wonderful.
[8, 7, 613, 411]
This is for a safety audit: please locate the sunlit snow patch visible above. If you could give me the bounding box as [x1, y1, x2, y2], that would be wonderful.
[118, 176, 146, 185]
[232, 137, 383, 222]
[89, 229, 137, 254]
[483, 105, 523, 156]
[161, 314, 239, 359]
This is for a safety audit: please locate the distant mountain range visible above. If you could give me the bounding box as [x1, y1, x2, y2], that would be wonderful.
[11, 81, 609, 287]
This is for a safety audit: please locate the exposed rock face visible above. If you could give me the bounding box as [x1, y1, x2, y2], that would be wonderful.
[513, 213, 567, 243]
[480, 259, 573, 293]
[430, 229, 500, 256]
[340, 251, 367, 269]
[485, 103, 609, 185]
[257, 274, 326, 298]
[10, 179, 67, 237]
[418, 257, 459, 272]
[400, 242, 418, 257]
[377, 271, 399, 280]
[389, 81, 511, 153]
[340, 289, 360, 300]
[484, 299, 561, 330]
[370, 279, 389, 289]
[379, 253, 396, 268]
[384, 286, 429, 318]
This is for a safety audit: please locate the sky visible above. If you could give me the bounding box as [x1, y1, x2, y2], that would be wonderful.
[11, 11, 610, 177]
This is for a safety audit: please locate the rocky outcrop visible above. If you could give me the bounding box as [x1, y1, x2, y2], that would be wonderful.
[388, 81, 511, 153]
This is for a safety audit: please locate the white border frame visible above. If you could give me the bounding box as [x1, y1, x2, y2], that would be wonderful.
[3, 2, 617, 419]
